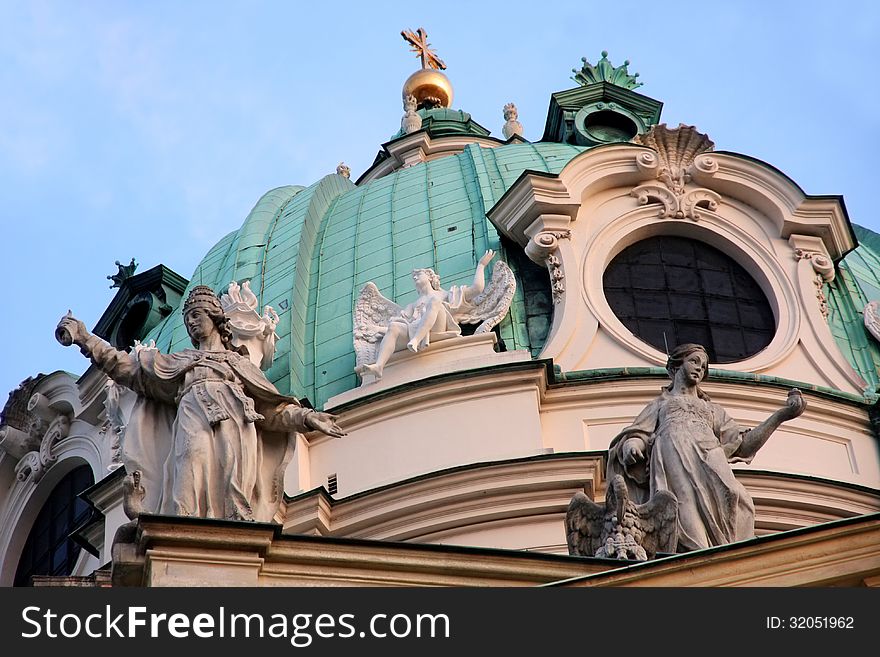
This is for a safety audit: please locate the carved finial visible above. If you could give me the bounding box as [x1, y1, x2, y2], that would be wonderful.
[502, 102, 523, 140]
[107, 258, 137, 289]
[572, 51, 642, 89]
[401, 27, 446, 70]
[336, 162, 351, 178]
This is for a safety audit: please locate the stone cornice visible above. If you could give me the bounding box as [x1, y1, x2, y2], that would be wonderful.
[282, 452, 605, 541]
[691, 152, 855, 260]
[357, 131, 506, 185]
[548, 513, 880, 587]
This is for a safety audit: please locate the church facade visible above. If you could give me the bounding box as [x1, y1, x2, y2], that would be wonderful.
[1, 44, 878, 587]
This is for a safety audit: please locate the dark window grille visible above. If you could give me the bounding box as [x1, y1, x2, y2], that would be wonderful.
[603, 236, 775, 362]
[14, 465, 94, 586]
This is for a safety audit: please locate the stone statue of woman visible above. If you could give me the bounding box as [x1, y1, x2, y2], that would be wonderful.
[606, 343, 806, 552]
[56, 285, 345, 523]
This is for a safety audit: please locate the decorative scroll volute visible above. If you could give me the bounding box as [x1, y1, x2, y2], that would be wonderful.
[631, 124, 720, 221]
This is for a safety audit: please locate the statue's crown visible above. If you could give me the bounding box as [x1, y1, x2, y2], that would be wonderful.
[184, 285, 223, 314]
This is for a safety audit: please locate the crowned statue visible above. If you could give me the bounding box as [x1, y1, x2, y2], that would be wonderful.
[56, 285, 345, 523]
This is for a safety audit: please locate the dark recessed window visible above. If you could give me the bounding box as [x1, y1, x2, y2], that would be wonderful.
[14, 465, 94, 586]
[603, 236, 775, 362]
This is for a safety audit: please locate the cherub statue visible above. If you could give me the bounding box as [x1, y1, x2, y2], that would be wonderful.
[566, 474, 678, 561]
[353, 250, 516, 380]
[502, 102, 523, 140]
[401, 93, 423, 134]
[56, 285, 346, 522]
[606, 343, 806, 552]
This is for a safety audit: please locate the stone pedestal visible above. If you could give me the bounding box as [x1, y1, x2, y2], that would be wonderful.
[329, 333, 531, 408]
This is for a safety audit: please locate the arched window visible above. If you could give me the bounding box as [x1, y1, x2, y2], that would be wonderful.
[603, 236, 775, 362]
[14, 465, 94, 586]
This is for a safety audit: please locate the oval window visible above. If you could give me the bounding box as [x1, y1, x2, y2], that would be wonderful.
[603, 236, 775, 362]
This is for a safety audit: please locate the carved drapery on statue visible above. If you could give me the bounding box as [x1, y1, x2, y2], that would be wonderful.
[352, 252, 516, 381]
[606, 389, 757, 551]
[89, 342, 302, 521]
[56, 285, 345, 523]
[566, 343, 806, 559]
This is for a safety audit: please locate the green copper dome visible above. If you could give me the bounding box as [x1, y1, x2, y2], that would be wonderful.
[141, 139, 880, 405]
[827, 224, 880, 393]
[144, 142, 587, 408]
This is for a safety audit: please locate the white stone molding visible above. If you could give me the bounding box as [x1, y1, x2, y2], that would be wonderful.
[0, 437, 104, 586]
[487, 142, 863, 393]
[4, 373, 83, 483]
[14, 413, 71, 483]
[332, 332, 531, 406]
[3, 359, 874, 582]
[633, 123, 714, 183]
[629, 125, 721, 221]
[555, 516, 880, 587]
[630, 182, 721, 221]
[525, 229, 572, 304]
[358, 132, 506, 184]
[793, 242, 835, 319]
[739, 472, 880, 533]
[688, 153, 854, 260]
[786, 233, 865, 390]
[282, 454, 604, 549]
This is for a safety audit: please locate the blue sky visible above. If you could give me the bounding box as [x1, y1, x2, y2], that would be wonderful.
[1, 1, 878, 402]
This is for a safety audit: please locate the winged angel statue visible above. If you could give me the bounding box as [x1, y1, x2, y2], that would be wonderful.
[566, 474, 678, 561]
[353, 250, 516, 380]
[864, 301, 880, 345]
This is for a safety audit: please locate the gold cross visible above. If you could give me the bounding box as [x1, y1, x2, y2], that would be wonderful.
[401, 27, 446, 70]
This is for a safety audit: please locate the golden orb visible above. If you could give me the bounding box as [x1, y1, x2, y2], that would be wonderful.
[402, 68, 454, 109]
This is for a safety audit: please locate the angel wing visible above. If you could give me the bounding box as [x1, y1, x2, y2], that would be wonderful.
[565, 490, 606, 557]
[353, 282, 404, 370]
[634, 489, 678, 558]
[864, 301, 880, 344]
[453, 260, 516, 333]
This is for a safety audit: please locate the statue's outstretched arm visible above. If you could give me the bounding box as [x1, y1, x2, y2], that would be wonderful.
[56, 312, 138, 387]
[279, 404, 347, 438]
[737, 389, 806, 460]
[462, 249, 495, 303]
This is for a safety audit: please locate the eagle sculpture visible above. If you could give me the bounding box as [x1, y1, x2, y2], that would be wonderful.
[566, 474, 678, 561]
